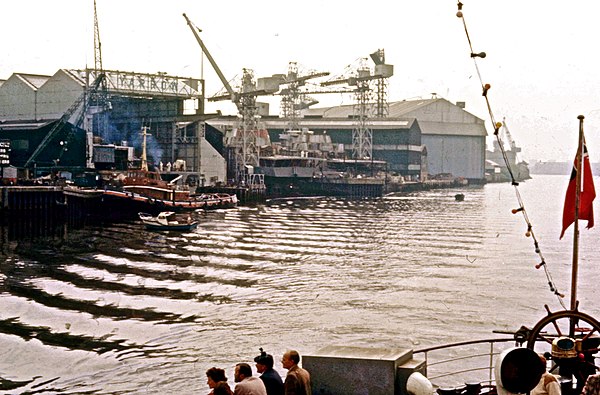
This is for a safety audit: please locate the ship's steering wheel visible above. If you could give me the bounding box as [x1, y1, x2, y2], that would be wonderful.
[525, 305, 600, 394]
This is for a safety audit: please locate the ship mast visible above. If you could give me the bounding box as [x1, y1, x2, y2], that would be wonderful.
[141, 126, 149, 171]
[570, 115, 585, 310]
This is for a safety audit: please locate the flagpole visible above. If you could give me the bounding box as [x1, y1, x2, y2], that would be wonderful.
[570, 115, 585, 311]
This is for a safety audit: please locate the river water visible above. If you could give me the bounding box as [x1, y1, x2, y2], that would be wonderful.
[1, 175, 599, 394]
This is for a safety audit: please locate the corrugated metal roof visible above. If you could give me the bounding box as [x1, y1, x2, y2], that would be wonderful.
[418, 121, 486, 136]
[261, 117, 416, 130]
[303, 98, 449, 118]
[60, 69, 86, 86]
[15, 73, 51, 90]
[388, 99, 440, 117]
[302, 98, 449, 117]
[301, 98, 486, 137]
[207, 116, 417, 131]
[0, 120, 53, 130]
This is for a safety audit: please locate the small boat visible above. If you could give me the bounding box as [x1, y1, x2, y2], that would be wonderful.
[138, 211, 198, 231]
[454, 193, 465, 201]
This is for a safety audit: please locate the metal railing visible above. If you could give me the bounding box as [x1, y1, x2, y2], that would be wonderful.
[414, 337, 517, 389]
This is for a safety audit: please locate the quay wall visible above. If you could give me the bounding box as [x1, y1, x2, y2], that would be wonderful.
[0, 186, 64, 212]
[196, 185, 266, 205]
[0, 186, 106, 227]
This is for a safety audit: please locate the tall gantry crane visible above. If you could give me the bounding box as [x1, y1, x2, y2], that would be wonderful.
[84, 0, 111, 167]
[25, 1, 111, 170]
[278, 62, 329, 131]
[183, 14, 279, 182]
[93, 0, 103, 75]
[90, 0, 109, 111]
[321, 51, 393, 159]
[370, 49, 393, 118]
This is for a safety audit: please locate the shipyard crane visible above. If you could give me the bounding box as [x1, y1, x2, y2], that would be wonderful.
[499, 118, 519, 153]
[369, 49, 393, 118]
[320, 51, 393, 159]
[183, 14, 280, 182]
[88, 0, 110, 131]
[93, 0, 103, 78]
[25, 1, 111, 172]
[24, 74, 106, 169]
[323, 60, 374, 159]
[278, 62, 330, 130]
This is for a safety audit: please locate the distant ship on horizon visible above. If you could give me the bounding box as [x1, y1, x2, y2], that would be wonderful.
[485, 119, 531, 183]
[529, 160, 600, 175]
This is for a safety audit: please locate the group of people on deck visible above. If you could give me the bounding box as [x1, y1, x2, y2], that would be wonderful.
[205, 349, 310, 395]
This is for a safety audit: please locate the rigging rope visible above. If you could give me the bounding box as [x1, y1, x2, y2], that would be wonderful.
[456, 1, 566, 309]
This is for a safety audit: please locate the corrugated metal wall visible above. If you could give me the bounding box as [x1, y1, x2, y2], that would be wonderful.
[421, 134, 485, 180]
[0, 76, 38, 120]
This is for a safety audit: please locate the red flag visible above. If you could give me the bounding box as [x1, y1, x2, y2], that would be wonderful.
[560, 144, 596, 239]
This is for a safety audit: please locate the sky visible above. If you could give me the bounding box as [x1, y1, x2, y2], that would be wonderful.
[2, 0, 600, 162]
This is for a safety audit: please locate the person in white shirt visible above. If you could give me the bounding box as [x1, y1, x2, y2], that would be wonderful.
[234, 363, 267, 395]
[531, 355, 561, 395]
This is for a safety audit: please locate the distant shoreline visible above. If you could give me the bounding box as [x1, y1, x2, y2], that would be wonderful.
[529, 161, 600, 175]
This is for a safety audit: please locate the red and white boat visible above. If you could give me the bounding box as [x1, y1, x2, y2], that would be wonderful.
[103, 169, 237, 211]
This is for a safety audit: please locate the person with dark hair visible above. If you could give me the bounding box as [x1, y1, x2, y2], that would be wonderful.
[281, 350, 311, 395]
[234, 362, 267, 395]
[206, 367, 233, 395]
[254, 348, 284, 395]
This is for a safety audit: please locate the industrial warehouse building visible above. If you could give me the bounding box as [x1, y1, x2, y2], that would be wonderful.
[0, 68, 486, 184]
[302, 98, 487, 182]
[0, 69, 228, 183]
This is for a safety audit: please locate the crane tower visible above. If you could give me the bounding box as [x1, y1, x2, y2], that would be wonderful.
[370, 49, 393, 118]
[322, 52, 393, 160]
[352, 62, 375, 159]
[279, 62, 329, 131]
[183, 14, 279, 183]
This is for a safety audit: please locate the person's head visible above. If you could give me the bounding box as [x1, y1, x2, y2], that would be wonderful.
[254, 348, 275, 373]
[234, 363, 253, 383]
[206, 367, 227, 389]
[281, 350, 300, 370]
[538, 354, 548, 372]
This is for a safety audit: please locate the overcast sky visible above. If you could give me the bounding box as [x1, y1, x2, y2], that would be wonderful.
[3, 0, 600, 162]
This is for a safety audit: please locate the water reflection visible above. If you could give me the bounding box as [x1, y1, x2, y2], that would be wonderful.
[1, 179, 598, 394]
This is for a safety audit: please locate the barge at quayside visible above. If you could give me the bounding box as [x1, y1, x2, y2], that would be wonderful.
[102, 169, 237, 212]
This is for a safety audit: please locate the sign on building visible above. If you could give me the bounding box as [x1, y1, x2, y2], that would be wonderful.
[0, 139, 11, 166]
